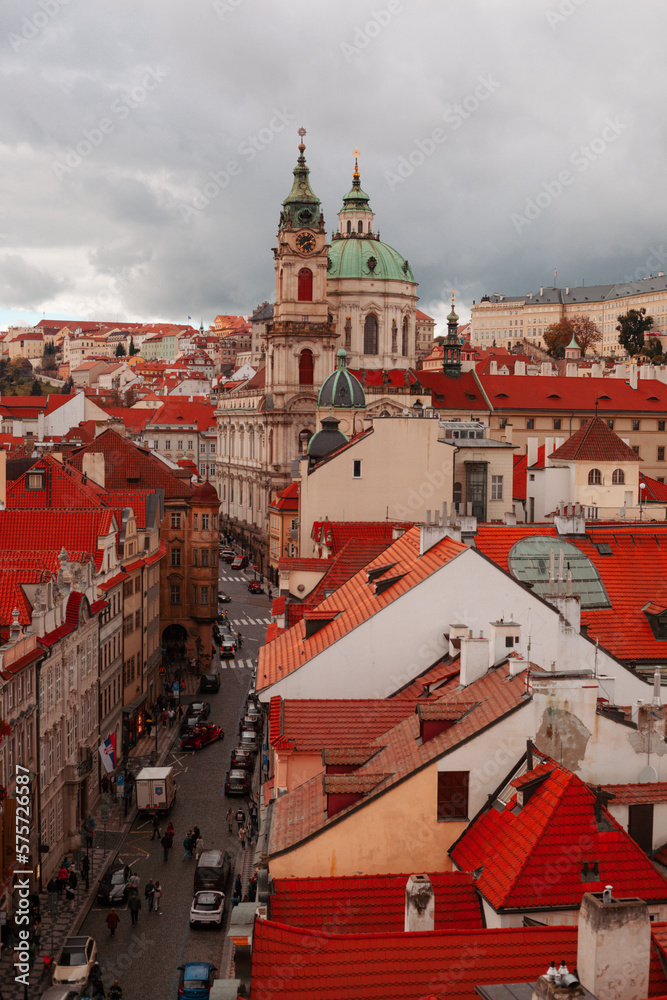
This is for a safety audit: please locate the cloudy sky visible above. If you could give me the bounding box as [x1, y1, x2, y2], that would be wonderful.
[1, 0, 666, 335]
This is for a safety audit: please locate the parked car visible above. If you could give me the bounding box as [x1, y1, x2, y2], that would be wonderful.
[179, 723, 224, 751]
[193, 849, 232, 892]
[96, 864, 139, 905]
[200, 673, 220, 693]
[218, 592, 231, 603]
[247, 581, 264, 594]
[177, 962, 218, 1000]
[220, 549, 236, 563]
[231, 555, 249, 569]
[225, 768, 251, 796]
[238, 728, 260, 752]
[241, 713, 262, 733]
[231, 746, 255, 771]
[52, 937, 98, 988]
[189, 890, 225, 927]
[184, 701, 210, 723]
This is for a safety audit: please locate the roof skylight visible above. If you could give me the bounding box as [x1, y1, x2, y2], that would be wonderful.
[508, 537, 611, 608]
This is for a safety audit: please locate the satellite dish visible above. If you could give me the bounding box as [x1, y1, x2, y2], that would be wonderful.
[639, 765, 658, 784]
[619, 507, 626, 517]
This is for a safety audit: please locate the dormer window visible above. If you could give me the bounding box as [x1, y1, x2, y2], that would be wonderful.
[27, 471, 45, 490]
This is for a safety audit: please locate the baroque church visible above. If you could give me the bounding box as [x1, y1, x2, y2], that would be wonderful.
[214, 130, 429, 572]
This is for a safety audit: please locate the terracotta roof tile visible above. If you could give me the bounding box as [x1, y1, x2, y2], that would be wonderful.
[550, 416, 641, 463]
[599, 783, 667, 805]
[323, 773, 391, 794]
[269, 697, 419, 752]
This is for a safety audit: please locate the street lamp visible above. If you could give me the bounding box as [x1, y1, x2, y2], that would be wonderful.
[640, 481, 646, 520]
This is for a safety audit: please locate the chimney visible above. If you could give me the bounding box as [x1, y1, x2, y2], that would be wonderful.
[566, 362, 577, 378]
[447, 623, 470, 658]
[527, 437, 538, 469]
[460, 634, 489, 686]
[488, 619, 521, 667]
[544, 436, 555, 465]
[554, 502, 586, 536]
[577, 891, 650, 1000]
[82, 452, 105, 489]
[404, 874, 434, 932]
[490, 360, 498, 375]
[629, 365, 638, 390]
[514, 360, 526, 376]
[531, 969, 585, 1000]
[540, 361, 551, 376]
[503, 423, 513, 444]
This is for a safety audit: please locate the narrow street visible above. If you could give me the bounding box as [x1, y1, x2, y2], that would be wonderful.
[74, 563, 271, 999]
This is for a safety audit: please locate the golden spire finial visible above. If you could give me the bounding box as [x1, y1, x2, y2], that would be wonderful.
[451, 290, 455, 307]
[298, 126, 306, 152]
[353, 146, 360, 179]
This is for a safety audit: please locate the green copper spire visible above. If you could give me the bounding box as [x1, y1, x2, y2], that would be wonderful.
[340, 147, 373, 213]
[444, 291, 462, 379]
[279, 127, 323, 231]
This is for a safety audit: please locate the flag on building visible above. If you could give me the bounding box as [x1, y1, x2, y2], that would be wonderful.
[98, 734, 116, 773]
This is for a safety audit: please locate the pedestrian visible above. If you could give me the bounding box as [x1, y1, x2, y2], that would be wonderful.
[65, 882, 76, 912]
[238, 824, 247, 850]
[195, 835, 204, 860]
[105, 908, 120, 936]
[235, 807, 245, 832]
[127, 892, 141, 925]
[161, 833, 172, 863]
[182, 831, 193, 860]
[226, 807, 234, 834]
[92, 975, 105, 1000]
[57, 864, 68, 896]
[47, 877, 58, 919]
[151, 814, 161, 841]
[82, 853, 89, 885]
[247, 875, 257, 902]
[161, 709, 168, 729]
[145, 715, 152, 737]
[168, 708, 175, 728]
[32, 918, 41, 951]
[234, 874, 242, 898]
[237, 632, 243, 649]
[144, 878, 155, 913]
[177, 704, 183, 721]
[109, 981, 123, 1000]
[68, 869, 78, 892]
[154, 881, 162, 912]
[192, 824, 201, 846]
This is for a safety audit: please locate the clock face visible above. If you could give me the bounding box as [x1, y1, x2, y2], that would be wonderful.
[296, 232, 316, 254]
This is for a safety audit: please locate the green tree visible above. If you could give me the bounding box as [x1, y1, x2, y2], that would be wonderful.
[115, 342, 126, 357]
[128, 336, 139, 356]
[30, 379, 43, 396]
[60, 376, 74, 394]
[617, 307, 654, 357]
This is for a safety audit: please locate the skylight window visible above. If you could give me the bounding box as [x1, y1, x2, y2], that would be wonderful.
[508, 537, 611, 609]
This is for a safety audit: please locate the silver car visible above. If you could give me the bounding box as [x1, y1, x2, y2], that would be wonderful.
[189, 890, 225, 926]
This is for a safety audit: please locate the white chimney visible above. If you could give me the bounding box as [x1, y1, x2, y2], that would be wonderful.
[629, 365, 638, 390]
[566, 363, 577, 378]
[540, 361, 551, 376]
[460, 635, 489, 686]
[404, 874, 434, 933]
[82, 452, 105, 489]
[527, 437, 538, 469]
[544, 436, 554, 465]
[577, 892, 650, 1000]
[490, 359, 498, 375]
[488, 620, 521, 668]
[448, 624, 470, 659]
[514, 360, 526, 376]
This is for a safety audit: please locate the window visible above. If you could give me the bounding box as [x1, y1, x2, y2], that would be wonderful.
[633, 420, 640, 431]
[297, 267, 313, 301]
[123, 579, 133, 599]
[553, 418, 561, 430]
[612, 468, 625, 484]
[659, 448, 665, 462]
[491, 475, 503, 501]
[170, 585, 180, 605]
[363, 314, 378, 355]
[202, 514, 209, 530]
[437, 771, 469, 820]
[188, 439, 194, 450]
[200, 443, 206, 454]
[298, 349, 314, 385]
[170, 512, 181, 529]
[165, 439, 171, 450]
[201, 549, 209, 567]
[660, 421, 666, 432]
[499, 418, 507, 429]
[194, 514, 199, 529]
[210, 442, 216, 454]
[135, 576, 141, 593]
[171, 547, 181, 567]
[177, 440, 183, 450]
[135, 610, 141, 630]
[607, 419, 615, 430]
[193, 548, 198, 566]
[633, 445, 640, 455]
[526, 418, 534, 430]
[200, 586, 209, 605]
[402, 317, 409, 356]
[123, 615, 133, 636]
[588, 468, 602, 485]
[353, 460, 362, 479]
[27, 472, 45, 490]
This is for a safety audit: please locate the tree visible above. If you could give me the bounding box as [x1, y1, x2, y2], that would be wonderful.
[569, 315, 602, 356]
[128, 336, 139, 356]
[115, 342, 126, 357]
[644, 336, 664, 362]
[30, 379, 43, 396]
[544, 318, 575, 358]
[617, 307, 654, 357]
[60, 376, 74, 394]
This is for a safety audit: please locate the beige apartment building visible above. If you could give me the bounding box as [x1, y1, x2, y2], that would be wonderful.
[470, 273, 667, 356]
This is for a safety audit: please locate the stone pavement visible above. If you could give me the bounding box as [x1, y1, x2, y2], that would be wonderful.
[1, 717, 180, 1000]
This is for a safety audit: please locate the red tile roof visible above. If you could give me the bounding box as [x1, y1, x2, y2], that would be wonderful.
[6, 455, 107, 510]
[0, 510, 115, 566]
[269, 695, 418, 752]
[550, 416, 641, 463]
[476, 373, 667, 414]
[249, 920, 581, 1000]
[269, 872, 483, 934]
[269, 662, 528, 855]
[270, 481, 299, 511]
[600, 783, 667, 805]
[474, 522, 667, 663]
[68, 429, 193, 498]
[641, 472, 667, 502]
[450, 759, 667, 911]
[145, 398, 216, 432]
[258, 527, 467, 691]
[102, 407, 159, 432]
[414, 369, 491, 411]
[512, 446, 546, 500]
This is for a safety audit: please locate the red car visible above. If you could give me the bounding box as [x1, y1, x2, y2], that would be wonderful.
[248, 581, 264, 594]
[180, 723, 224, 751]
[231, 746, 255, 771]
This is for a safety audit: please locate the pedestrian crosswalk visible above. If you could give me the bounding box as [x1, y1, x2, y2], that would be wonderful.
[230, 616, 271, 626]
[219, 658, 256, 671]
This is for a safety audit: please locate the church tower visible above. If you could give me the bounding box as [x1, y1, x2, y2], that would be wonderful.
[442, 292, 462, 378]
[265, 129, 338, 405]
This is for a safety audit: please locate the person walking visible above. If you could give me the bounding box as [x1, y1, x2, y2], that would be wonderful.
[168, 708, 175, 728]
[154, 881, 162, 913]
[47, 877, 58, 920]
[150, 814, 161, 841]
[92, 974, 105, 999]
[235, 807, 245, 832]
[108, 981, 123, 1000]
[127, 892, 141, 926]
[191, 824, 201, 847]
[194, 835, 204, 861]
[182, 831, 193, 860]
[161, 832, 172, 863]
[57, 864, 68, 897]
[238, 824, 247, 850]
[145, 878, 155, 913]
[234, 874, 242, 899]
[65, 882, 76, 912]
[105, 908, 120, 937]
[226, 807, 234, 834]
[145, 715, 152, 738]
[68, 868, 78, 893]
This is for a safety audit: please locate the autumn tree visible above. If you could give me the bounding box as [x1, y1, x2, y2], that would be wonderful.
[544, 319, 575, 358]
[617, 307, 654, 357]
[569, 315, 602, 356]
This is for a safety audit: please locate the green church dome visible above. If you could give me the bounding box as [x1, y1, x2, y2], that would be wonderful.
[327, 238, 415, 282]
[318, 349, 366, 408]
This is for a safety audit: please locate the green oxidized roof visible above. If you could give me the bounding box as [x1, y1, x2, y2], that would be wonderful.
[327, 239, 415, 282]
[318, 349, 366, 409]
[340, 159, 373, 213]
[280, 133, 321, 230]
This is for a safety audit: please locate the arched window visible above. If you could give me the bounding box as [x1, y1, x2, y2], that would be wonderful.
[612, 468, 625, 484]
[298, 268, 313, 301]
[346, 220, 351, 234]
[588, 468, 602, 485]
[358, 220, 363, 233]
[364, 314, 378, 355]
[368, 222, 372, 233]
[299, 348, 314, 385]
[402, 317, 409, 356]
